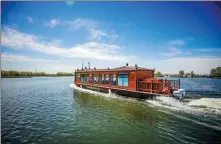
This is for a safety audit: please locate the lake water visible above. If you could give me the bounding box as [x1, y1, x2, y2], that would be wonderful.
[1, 77, 221, 144]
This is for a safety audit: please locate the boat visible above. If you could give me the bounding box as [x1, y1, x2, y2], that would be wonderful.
[73, 63, 186, 99]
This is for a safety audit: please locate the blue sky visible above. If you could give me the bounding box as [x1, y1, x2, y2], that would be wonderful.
[1, 1, 221, 74]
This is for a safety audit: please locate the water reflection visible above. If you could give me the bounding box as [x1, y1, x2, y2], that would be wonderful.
[72, 89, 221, 144]
[73, 90, 171, 127]
[2, 77, 221, 144]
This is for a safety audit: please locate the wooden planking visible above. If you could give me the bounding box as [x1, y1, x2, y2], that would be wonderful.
[76, 82, 166, 96]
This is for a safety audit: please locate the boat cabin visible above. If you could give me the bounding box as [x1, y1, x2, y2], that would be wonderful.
[74, 63, 180, 96]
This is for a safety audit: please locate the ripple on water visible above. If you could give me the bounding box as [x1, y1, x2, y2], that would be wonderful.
[2, 77, 221, 144]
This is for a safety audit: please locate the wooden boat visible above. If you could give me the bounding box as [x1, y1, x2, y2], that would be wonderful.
[74, 63, 185, 99]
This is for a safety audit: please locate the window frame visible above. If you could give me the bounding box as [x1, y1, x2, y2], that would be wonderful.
[117, 74, 129, 87]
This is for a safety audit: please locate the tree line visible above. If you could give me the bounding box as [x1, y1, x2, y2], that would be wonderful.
[154, 67, 221, 78]
[210, 67, 221, 77]
[1, 70, 74, 77]
[56, 72, 74, 76]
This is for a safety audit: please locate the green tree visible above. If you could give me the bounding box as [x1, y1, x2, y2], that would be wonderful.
[179, 70, 184, 77]
[56, 72, 62, 76]
[34, 72, 45, 76]
[8, 70, 19, 76]
[56, 72, 74, 76]
[1, 70, 74, 77]
[40, 72, 46, 76]
[1, 70, 9, 76]
[216, 67, 221, 77]
[190, 71, 194, 78]
[155, 72, 162, 77]
[210, 69, 216, 77]
[28, 72, 33, 76]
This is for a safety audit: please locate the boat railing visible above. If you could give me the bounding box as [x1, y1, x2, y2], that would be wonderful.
[137, 79, 180, 95]
[169, 79, 180, 89]
[137, 80, 163, 94]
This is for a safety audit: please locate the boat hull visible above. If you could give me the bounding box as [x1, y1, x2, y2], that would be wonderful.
[76, 84, 157, 99]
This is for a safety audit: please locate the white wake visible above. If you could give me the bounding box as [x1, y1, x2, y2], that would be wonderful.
[70, 83, 221, 115]
[146, 96, 221, 115]
[70, 83, 120, 99]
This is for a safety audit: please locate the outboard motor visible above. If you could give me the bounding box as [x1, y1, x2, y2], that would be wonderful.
[173, 89, 186, 101]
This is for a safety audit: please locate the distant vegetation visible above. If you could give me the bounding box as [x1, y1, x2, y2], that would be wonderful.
[1, 70, 74, 78]
[154, 72, 162, 77]
[56, 72, 74, 76]
[210, 67, 221, 77]
[179, 70, 184, 77]
[155, 67, 221, 78]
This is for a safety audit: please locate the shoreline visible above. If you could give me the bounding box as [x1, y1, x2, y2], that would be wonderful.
[1, 76, 33, 78]
[158, 76, 221, 79]
[1, 76, 74, 78]
[1, 76, 220, 79]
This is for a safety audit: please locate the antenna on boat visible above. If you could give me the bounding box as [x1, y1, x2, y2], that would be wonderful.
[88, 62, 90, 69]
[82, 61, 84, 70]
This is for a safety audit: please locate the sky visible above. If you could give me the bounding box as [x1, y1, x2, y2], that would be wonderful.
[1, 1, 221, 74]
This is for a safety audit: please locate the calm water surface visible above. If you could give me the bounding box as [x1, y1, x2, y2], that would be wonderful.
[1, 77, 221, 144]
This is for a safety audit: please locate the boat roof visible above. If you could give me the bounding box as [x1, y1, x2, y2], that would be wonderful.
[76, 65, 154, 73]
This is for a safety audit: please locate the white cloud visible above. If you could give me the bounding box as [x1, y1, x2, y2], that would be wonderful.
[44, 18, 118, 43]
[89, 29, 119, 42]
[160, 47, 182, 57]
[1, 60, 75, 73]
[1, 27, 135, 61]
[65, 18, 118, 42]
[168, 39, 185, 46]
[27, 16, 33, 23]
[65, 18, 98, 30]
[145, 57, 221, 74]
[1, 52, 59, 62]
[1, 28, 38, 50]
[44, 19, 60, 28]
[159, 39, 194, 57]
[89, 29, 107, 41]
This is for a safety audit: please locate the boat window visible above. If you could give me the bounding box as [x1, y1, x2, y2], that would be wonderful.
[86, 74, 90, 82]
[80, 74, 84, 82]
[117, 74, 128, 87]
[80, 74, 90, 82]
[94, 74, 99, 83]
[102, 74, 104, 84]
[102, 74, 109, 84]
[111, 75, 116, 85]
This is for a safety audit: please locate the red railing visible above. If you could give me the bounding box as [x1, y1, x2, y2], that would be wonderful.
[137, 79, 180, 95]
